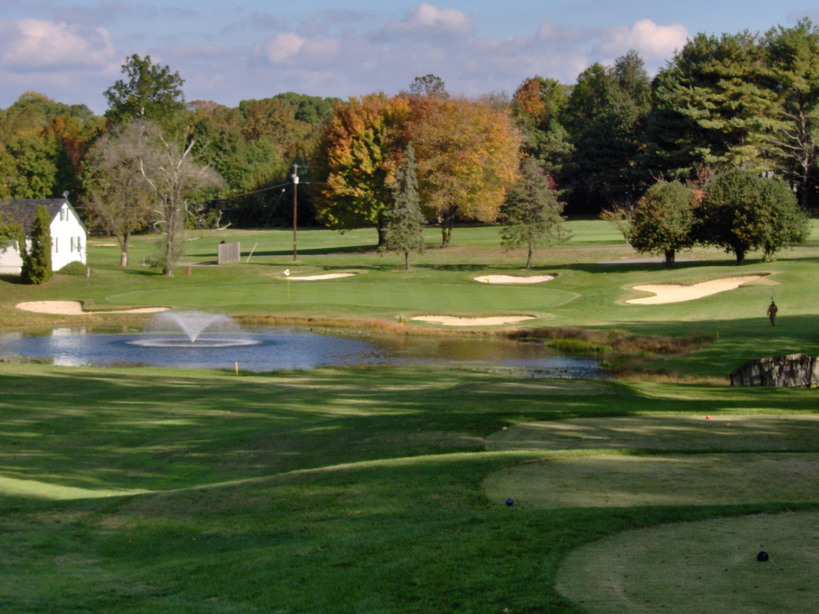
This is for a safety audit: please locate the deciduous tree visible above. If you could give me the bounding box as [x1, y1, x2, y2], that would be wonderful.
[405, 74, 449, 100]
[695, 168, 807, 264]
[511, 76, 572, 176]
[628, 181, 696, 267]
[413, 97, 522, 246]
[138, 127, 224, 276]
[104, 54, 186, 128]
[82, 121, 155, 266]
[313, 94, 410, 243]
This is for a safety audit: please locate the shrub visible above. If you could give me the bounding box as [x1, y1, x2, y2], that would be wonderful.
[58, 261, 89, 276]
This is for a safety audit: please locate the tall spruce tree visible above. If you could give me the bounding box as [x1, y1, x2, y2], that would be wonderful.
[21, 205, 52, 284]
[500, 157, 568, 269]
[381, 143, 426, 270]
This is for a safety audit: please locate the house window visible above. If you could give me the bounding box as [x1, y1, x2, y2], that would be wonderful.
[60, 207, 67, 221]
[55, 237, 59, 253]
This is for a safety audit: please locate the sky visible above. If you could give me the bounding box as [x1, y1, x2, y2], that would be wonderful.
[1, 0, 817, 114]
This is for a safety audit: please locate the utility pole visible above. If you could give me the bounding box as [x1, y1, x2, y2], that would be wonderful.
[291, 163, 299, 261]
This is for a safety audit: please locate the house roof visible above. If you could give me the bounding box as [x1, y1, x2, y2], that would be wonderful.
[0, 198, 86, 234]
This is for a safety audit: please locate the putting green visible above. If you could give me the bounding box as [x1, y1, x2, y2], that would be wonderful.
[556, 512, 819, 613]
[486, 415, 819, 453]
[483, 453, 819, 508]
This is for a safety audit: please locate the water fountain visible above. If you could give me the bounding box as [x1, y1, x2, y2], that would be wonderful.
[128, 310, 261, 348]
[0, 310, 603, 375]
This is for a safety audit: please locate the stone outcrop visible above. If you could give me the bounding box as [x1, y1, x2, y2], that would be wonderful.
[730, 353, 819, 387]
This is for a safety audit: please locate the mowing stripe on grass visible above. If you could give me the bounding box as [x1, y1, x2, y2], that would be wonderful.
[0, 475, 150, 500]
[483, 452, 819, 508]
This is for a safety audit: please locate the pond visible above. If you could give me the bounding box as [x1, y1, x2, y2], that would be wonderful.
[0, 323, 602, 377]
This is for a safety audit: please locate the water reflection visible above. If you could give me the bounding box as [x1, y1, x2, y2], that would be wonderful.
[0, 325, 602, 377]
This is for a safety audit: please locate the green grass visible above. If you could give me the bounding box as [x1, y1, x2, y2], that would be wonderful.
[1, 219, 818, 612]
[557, 512, 819, 613]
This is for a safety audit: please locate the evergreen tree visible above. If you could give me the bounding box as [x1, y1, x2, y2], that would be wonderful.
[561, 51, 652, 213]
[762, 19, 819, 207]
[381, 143, 426, 270]
[21, 205, 52, 284]
[645, 32, 778, 177]
[500, 157, 568, 269]
[511, 76, 572, 177]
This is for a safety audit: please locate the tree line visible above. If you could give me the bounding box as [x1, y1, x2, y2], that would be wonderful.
[1, 19, 817, 274]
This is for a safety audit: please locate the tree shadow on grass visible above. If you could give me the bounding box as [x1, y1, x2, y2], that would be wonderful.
[584, 314, 819, 379]
[2, 363, 818, 496]
[0, 274, 26, 284]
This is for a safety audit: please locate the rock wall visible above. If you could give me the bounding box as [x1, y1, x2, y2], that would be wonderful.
[730, 353, 819, 387]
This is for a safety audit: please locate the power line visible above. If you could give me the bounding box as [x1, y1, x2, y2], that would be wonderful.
[217, 180, 291, 201]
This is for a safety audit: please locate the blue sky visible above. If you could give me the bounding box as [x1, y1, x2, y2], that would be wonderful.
[1, 1, 816, 113]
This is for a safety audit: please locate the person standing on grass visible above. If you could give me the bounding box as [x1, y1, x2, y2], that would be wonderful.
[767, 300, 778, 326]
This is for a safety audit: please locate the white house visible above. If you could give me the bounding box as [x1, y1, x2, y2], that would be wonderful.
[0, 197, 87, 274]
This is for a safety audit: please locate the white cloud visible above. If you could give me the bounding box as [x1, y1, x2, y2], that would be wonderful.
[596, 19, 689, 62]
[0, 19, 116, 72]
[258, 33, 340, 68]
[383, 2, 473, 39]
[260, 32, 306, 65]
[0, 7, 691, 111]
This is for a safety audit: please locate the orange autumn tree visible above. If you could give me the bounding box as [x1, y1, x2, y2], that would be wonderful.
[411, 97, 522, 246]
[313, 94, 410, 244]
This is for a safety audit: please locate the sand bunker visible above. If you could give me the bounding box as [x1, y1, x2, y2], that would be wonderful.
[474, 274, 555, 284]
[410, 315, 536, 326]
[16, 301, 167, 315]
[627, 275, 764, 305]
[286, 273, 356, 281]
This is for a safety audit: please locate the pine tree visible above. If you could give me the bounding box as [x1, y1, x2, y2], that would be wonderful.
[500, 158, 568, 269]
[21, 205, 53, 284]
[381, 143, 426, 270]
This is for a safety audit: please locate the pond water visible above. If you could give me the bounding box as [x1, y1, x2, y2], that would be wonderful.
[0, 324, 602, 377]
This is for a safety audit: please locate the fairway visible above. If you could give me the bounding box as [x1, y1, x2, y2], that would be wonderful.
[483, 452, 819, 507]
[484, 415, 819, 507]
[102, 276, 580, 318]
[486, 415, 819, 452]
[2, 222, 819, 612]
